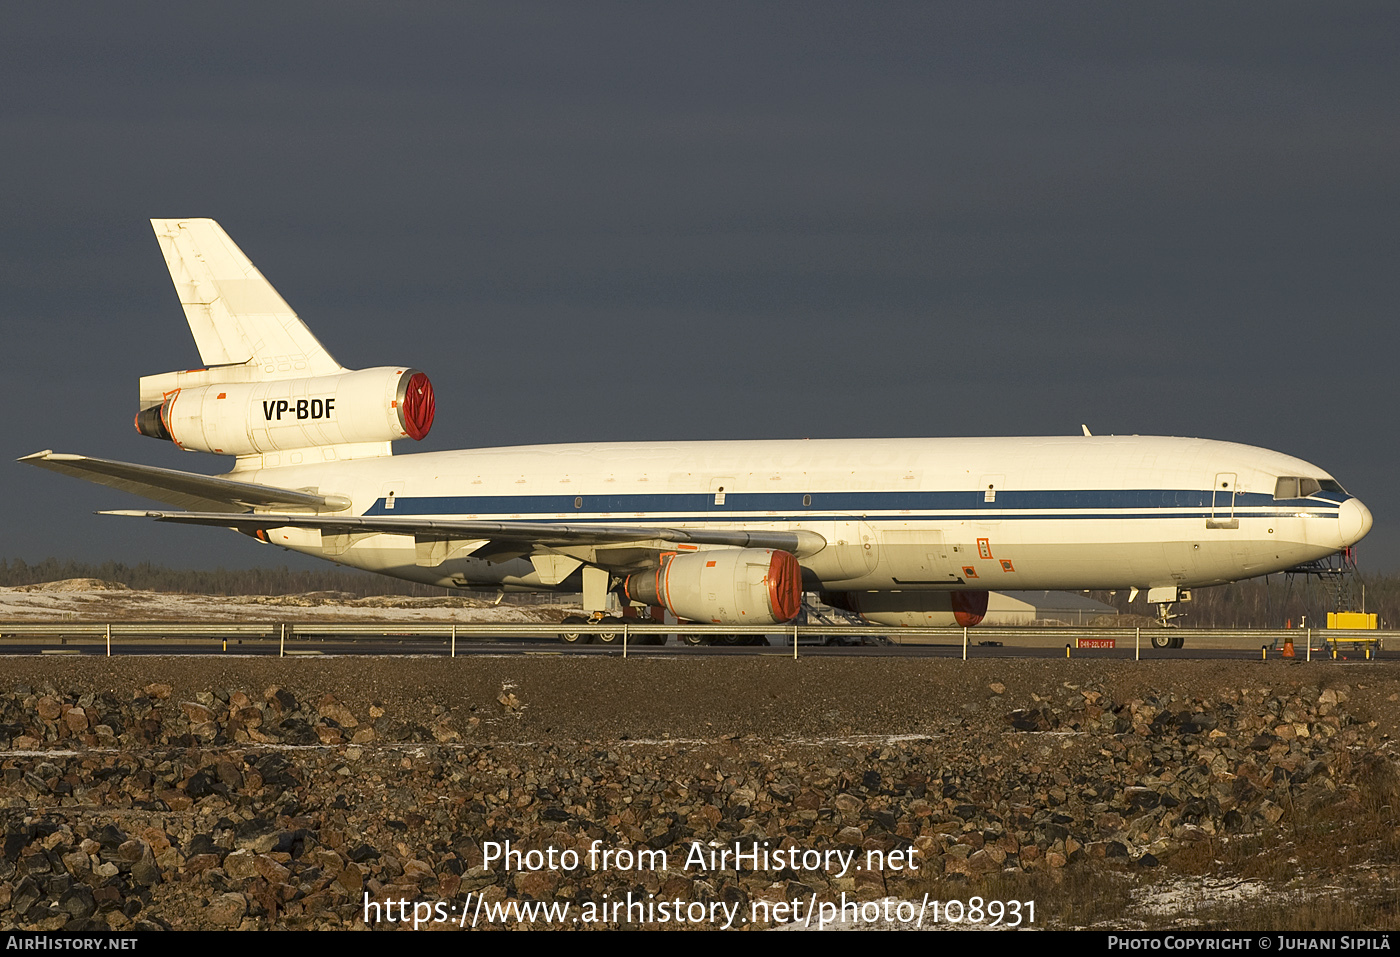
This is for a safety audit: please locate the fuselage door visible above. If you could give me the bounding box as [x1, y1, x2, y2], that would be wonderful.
[978, 473, 1005, 525]
[379, 482, 405, 512]
[709, 476, 735, 513]
[1208, 472, 1239, 529]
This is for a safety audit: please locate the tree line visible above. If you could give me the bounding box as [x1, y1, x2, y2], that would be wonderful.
[1091, 571, 1397, 629]
[0, 558, 442, 597]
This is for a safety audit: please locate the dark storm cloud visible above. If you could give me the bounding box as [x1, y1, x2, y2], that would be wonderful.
[3, 3, 1398, 569]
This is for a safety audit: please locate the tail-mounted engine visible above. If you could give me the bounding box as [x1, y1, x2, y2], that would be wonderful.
[136, 366, 434, 456]
[624, 548, 803, 625]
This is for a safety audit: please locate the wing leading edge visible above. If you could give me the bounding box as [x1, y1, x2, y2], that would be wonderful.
[99, 509, 828, 557]
[19, 451, 349, 512]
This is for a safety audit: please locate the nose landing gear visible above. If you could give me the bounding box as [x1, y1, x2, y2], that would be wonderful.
[1150, 627, 1184, 650]
[1156, 600, 1183, 627]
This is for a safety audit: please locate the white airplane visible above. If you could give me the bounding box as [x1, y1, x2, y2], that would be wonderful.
[21, 219, 1373, 648]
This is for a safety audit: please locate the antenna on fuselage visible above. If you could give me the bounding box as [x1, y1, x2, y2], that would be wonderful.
[1081, 424, 1093, 437]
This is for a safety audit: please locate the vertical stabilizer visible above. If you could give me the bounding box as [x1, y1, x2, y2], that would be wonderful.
[151, 219, 343, 377]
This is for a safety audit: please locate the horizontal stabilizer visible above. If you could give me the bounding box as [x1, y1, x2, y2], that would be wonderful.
[151, 219, 342, 377]
[19, 451, 349, 513]
[101, 509, 827, 556]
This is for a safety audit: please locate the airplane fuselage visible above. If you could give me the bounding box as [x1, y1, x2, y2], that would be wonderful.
[231, 433, 1369, 595]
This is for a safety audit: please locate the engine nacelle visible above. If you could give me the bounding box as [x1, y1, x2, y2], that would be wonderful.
[624, 548, 803, 625]
[136, 367, 434, 456]
[823, 589, 989, 627]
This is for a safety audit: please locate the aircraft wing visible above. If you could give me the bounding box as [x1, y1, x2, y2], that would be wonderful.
[99, 509, 827, 556]
[19, 451, 349, 513]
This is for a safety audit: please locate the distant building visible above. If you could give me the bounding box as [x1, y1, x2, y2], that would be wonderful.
[984, 591, 1118, 626]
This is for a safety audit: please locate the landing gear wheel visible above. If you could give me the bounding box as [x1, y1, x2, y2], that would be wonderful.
[1169, 633, 1184, 649]
[560, 616, 589, 644]
[716, 634, 746, 646]
[1151, 631, 1173, 650]
[681, 633, 708, 646]
[594, 618, 623, 644]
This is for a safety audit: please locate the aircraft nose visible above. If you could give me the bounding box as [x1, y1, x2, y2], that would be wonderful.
[1338, 497, 1373, 546]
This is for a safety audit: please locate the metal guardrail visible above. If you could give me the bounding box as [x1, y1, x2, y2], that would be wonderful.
[0, 620, 1391, 651]
[0, 623, 283, 637]
[1, 622, 1395, 639]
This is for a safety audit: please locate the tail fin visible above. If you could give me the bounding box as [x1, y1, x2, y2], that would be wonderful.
[151, 219, 343, 377]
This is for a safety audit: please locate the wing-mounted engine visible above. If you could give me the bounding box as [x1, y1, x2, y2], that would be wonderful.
[623, 548, 803, 625]
[135, 365, 434, 458]
[824, 589, 988, 627]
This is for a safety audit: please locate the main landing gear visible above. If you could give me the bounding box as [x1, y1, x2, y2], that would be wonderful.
[559, 615, 665, 645]
[679, 631, 766, 646]
[559, 617, 765, 646]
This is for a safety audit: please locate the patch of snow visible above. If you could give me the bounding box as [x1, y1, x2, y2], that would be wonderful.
[0, 587, 576, 623]
[1133, 876, 1273, 919]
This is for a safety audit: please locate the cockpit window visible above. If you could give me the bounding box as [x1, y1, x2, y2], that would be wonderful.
[1274, 476, 1344, 499]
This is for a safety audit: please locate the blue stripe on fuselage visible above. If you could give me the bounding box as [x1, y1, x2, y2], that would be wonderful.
[363, 488, 1345, 519]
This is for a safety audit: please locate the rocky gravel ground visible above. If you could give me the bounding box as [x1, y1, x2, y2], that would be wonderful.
[2, 656, 1398, 930]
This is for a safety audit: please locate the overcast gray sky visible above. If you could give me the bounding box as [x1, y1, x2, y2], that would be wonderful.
[4, 3, 1398, 572]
